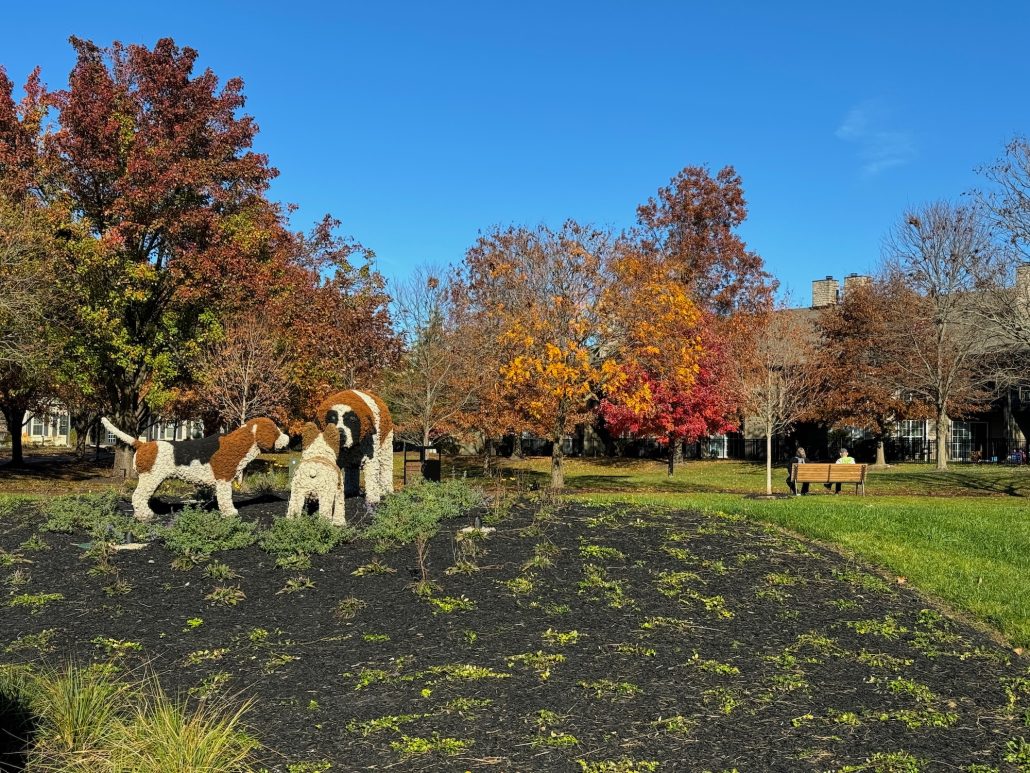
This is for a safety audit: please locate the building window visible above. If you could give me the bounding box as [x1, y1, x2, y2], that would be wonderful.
[898, 420, 924, 441]
[58, 413, 69, 437]
[30, 417, 45, 436]
[1020, 385, 1030, 403]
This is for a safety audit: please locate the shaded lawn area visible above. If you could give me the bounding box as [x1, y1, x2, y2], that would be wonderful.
[1, 494, 1029, 772]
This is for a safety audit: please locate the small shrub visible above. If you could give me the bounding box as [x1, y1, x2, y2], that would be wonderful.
[259, 515, 353, 563]
[364, 480, 483, 590]
[158, 507, 256, 556]
[119, 686, 259, 771]
[40, 492, 130, 540]
[29, 663, 128, 760]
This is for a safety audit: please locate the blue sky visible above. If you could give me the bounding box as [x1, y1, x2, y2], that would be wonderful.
[2, 1, 1028, 305]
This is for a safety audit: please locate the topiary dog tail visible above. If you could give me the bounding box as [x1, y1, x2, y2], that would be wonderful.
[100, 417, 144, 448]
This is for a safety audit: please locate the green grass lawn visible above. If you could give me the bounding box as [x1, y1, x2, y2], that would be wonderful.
[452, 456, 1030, 649]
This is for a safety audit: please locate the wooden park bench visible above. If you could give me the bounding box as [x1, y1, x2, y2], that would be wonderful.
[790, 463, 868, 495]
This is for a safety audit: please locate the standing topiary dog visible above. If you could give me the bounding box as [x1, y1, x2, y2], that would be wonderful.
[286, 422, 344, 525]
[316, 389, 394, 504]
[101, 417, 290, 521]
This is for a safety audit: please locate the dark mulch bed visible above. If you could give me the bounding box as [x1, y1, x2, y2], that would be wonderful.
[1, 493, 1028, 772]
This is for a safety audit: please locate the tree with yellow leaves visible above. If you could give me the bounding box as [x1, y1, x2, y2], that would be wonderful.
[465, 221, 615, 489]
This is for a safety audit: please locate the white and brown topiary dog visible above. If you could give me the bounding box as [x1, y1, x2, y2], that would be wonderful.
[286, 422, 344, 525]
[316, 389, 394, 504]
[101, 417, 290, 521]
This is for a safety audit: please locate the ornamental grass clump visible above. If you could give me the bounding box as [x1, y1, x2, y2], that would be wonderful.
[157, 507, 256, 558]
[364, 480, 484, 594]
[0, 663, 260, 772]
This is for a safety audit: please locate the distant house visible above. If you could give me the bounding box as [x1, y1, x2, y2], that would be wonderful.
[0, 407, 203, 450]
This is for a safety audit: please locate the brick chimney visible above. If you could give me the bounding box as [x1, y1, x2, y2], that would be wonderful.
[811, 276, 839, 308]
[1017, 263, 1030, 297]
[843, 273, 871, 296]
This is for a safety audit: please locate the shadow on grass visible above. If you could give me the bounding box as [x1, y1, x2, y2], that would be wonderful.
[877, 468, 1029, 498]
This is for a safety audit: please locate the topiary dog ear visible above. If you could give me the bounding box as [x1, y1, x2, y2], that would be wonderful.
[323, 424, 340, 456]
[301, 422, 320, 450]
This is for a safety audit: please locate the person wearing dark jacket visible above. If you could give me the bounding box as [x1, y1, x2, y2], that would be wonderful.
[787, 447, 809, 496]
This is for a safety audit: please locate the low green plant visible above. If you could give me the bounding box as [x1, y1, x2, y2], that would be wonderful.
[104, 575, 133, 596]
[576, 759, 658, 772]
[9, 592, 64, 612]
[364, 479, 484, 592]
[578, 678, 641, 700]
[523, 540, 560, 571]
[205, 561, 241, 581]
[259, 515, 353, 567]
[158, 507, 256, 556]
[390, 733, 470, 757]
[334, 596, 367, 620]
[19, 534, 50, 552]
[425, 594, 476, 614]
[5, 628, 60, 655]
[542, 629, 581, 647]
[205, 585, 246, 606]
[508, 651, 565, 681]
[351, 559, 395, 576]
[40, 492, 133, 541]
[278, 576, 316, 594]
[287, 762, 332, 773]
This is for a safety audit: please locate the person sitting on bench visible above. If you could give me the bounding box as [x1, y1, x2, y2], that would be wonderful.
[825, 447, 856, 494]
[787, 447, 810, 496]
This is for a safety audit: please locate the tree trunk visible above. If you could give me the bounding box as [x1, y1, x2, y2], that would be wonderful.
[482, 436, 493, 474]
[935, 411, 949, 471]
[111, 406, 142, 480]
[765, 431, 773, 495]
[667, 442, 676, 476]
[2, 406, 26, 466]
[550, 437, 564, 490]
[872, 438, 887, 468]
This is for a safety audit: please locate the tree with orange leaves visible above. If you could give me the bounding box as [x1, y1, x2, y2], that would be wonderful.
[465, 221, 616, 489]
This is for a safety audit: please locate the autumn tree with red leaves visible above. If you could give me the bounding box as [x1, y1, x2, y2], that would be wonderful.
[636, 165, 774, 316]
[600, 358, 737, 475]
[597, 166, 774, 473]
